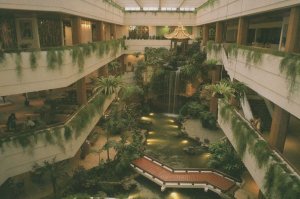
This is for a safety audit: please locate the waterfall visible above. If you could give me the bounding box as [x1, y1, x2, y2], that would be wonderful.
[167, 68, 181, 113]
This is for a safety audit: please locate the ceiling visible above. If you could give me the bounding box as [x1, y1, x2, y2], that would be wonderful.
[114, 0, 207, 9]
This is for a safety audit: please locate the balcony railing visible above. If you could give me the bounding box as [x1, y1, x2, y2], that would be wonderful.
[207, 41, 300, 119]
[0, 89, 117, 185]
[0, 39, 125, 96]
[218, 100, 300, 198]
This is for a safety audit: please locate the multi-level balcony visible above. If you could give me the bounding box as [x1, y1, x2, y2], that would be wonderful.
[0, 39, 125, 96]
[207, 43, 300, 119]
[218, 101, 300, 198]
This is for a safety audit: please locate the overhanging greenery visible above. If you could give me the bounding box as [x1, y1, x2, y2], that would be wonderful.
[0, 39, 125, 75]
[208, 41, 300, 93]
[0, 92, 107, 152]
[219, 101, 300, 198]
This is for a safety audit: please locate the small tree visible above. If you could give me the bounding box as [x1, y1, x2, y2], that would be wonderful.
[208, 139, 245, 179]
[31, 158, 68, 198]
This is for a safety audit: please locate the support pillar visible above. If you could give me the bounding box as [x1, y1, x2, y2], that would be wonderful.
[209, 66, 221, 117]
[76, 77, 87, 105]
[285, 6, 300, 52]
[203, 24, 209, 46]
[95, 21, 102, 41]
[237, 17, 248, 45]
[99, 21, 105, 41]
[112, 24, 117, 39]
[215, 22, 223, 43]
[71, 17, 82, 45]
[269, 105, 290, 152]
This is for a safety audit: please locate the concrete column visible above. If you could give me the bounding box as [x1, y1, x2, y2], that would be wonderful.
[215, 22, 223, 43]
[209, 66, 221, 117]
[72, 18, 87, 105]
[99, 21, 105, 41]
[112, 24, 117, 39]
[237, 17, 248, 45]
[269, 105, 290, 152]
[285, 7, 300, 52]
[203, 25, 209, 46]
[71, 17, 82, 45]
[95, 21, 102, 41]
[76, 77, 87, 105]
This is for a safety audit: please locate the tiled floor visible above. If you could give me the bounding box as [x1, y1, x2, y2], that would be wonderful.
[132, 157, 236, 192]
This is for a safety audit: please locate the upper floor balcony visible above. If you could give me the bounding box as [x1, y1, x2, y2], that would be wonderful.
[207, 42, 300, 119]
[218, 100, 300, 198]
[0, 39, 125, 96]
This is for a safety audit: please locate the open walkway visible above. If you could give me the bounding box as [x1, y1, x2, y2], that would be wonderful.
[131, 155, 239, 197]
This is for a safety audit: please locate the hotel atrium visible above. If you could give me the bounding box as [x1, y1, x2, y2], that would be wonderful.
[0, 0, 299, 198]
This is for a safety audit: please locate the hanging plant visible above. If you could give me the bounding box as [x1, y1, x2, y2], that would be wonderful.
[30, 51, 38, 70]
[64, 126, 72, 141]
[0, 49, 5, 64]
[44, 130, 55, 145]
[15, 52, 22, 77]
[279, 54, 300, 93]
[56, 50, 64, 68]
[77, 48, 84, 72]
[47, 49, 57, 70]
[105, 41, 111, 54]
[97, 41, 106, 57]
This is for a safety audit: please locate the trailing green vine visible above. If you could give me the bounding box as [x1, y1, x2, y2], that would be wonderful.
[15, 52, 22, 77]
[219, 101, 300, 198]
[280, 54, 300, 93]
[30, 51, 38, 70]
[223, 43, 300, 93]
[0, 92, 107, 152]
[0, 39, 125, 75]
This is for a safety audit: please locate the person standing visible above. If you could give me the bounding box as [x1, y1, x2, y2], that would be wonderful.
[7, 113, 17, 131]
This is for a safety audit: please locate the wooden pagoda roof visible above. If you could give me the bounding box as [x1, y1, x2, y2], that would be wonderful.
[164, 25, 193, 40]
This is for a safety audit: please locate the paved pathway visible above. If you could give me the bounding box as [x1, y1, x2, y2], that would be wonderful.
[132, 156, 238, 194]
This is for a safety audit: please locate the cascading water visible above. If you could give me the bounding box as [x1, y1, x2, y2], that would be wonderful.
[167, 68, 181, 113]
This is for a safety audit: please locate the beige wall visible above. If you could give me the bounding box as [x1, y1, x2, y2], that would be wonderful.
[0, 93, 117, 186]
[125, 39, 171, 54]
[0, 45, 123, 96]
[0, 0, 124, 25]
[196, 0, 300, 25]
[208, 47, 300, 119]
[124, 12, 196, 26]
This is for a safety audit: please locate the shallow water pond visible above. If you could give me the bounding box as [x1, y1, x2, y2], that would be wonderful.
[127, 114, 220, 199]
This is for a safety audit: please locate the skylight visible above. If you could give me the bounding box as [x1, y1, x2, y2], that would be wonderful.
[125, 7, 141, 11]
[180, 7, 195, 11]
[161, 7, 177, 11]
[143, 7, 159, 11]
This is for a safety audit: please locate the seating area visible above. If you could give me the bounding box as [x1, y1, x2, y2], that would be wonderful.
[0, 85, 93, 137]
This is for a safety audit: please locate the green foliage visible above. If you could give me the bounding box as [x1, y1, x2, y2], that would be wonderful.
[0, 49, 5, 64]
[206, 40, 221, 53]
[97, 42, 106, 57]
[179, 101, 207, 118]
[108, 60, 121, 75]
[30, 51, 38, 70]
[204, 81, 235, 100]
[208, 139, 245, 179]
[47, 49, 57, 70]
[15, 52, 22, 77]
[219, 101, 300, 198]
[280, 54, 300, 93]
[264, 163, 300, 199]
[121, 85, 144, 103]
[31, 158, 68, 197]
[249, 140, 270, 168]
[64, 126, 72, 140]
[93, 76, 123, 95]
[204, 79, 246, 101]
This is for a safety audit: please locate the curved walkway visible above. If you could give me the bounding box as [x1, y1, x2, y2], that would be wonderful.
[131, 155, 240, 196]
